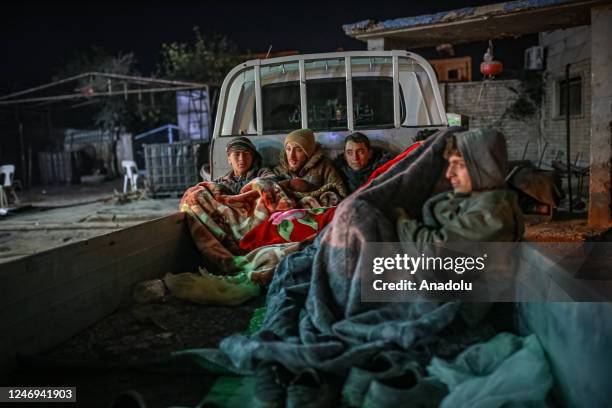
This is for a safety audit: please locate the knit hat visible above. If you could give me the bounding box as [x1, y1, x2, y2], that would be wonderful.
[226, 137, 262, 168]
[226, 136, 257, 154]
[285, 129, 316, 157]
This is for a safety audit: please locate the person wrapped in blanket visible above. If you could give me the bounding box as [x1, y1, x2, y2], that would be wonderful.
[394, 128, 525, 333]
[273, 128, 348, 206]
[332, 132, 394, 193]
[134, 137, 279, 305]
[396, 128, 523, 243]
[210, 136, 275, 198]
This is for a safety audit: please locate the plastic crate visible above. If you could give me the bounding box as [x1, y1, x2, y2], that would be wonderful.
[144, 141, 203, 197]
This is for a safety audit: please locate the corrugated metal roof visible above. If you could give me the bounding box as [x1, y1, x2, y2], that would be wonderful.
[343, 0, 574, 35]
[343, 0, 605, 48]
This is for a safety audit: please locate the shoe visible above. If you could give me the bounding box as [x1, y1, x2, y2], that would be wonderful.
[286, 368, 339, 408]
[253, 363, 291, 408]
[361, 367, 446, 408]
[342, 352, 418, 408]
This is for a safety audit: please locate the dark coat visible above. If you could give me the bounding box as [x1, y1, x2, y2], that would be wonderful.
[333, 147, 393, 193]
[397, 128, 524, 243]
[212, 152, 274, 195]
[273, 145, 348, 199]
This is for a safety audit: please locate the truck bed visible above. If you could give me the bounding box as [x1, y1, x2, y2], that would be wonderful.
[9, 296, 261, 407]
[2, 211, 612, 407]
[1, 211, 262, 406]
[0, 212, 200, 376]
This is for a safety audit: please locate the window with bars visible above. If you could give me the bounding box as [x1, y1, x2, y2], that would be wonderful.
[260, 77, 406, 132]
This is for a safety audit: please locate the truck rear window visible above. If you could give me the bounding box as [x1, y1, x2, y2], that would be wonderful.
[261, 78, 405, 133]
[306, 78, 348, 131]
[262, 81, 302, 133]
[353, 77, 404, 129]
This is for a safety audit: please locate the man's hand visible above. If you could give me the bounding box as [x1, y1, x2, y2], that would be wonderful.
[183, 192, 201, 207]
[239, 182, 254, 194]
[289, 178, 316, 192]
[180, 182, 210, 208]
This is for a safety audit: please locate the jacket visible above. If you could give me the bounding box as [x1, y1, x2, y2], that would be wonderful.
[273, 145, 348, 199]
[333, 147, 393, 193]
[397, 128, 524, 243]
[212, 152, 275, 196]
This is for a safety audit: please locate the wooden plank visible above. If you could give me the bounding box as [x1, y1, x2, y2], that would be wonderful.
[0, 212, 201, 375]
[0, 212, 197, 310]
[0, 222, 139, 231]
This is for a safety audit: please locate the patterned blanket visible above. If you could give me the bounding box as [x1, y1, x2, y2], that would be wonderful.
[182, 129, 463, 374]
[171, 177, 335, 305]
[179, 178, 297, 276]
[239, 207, 336, 252]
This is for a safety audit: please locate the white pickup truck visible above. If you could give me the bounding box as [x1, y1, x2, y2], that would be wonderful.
[209, 50, 448, 178]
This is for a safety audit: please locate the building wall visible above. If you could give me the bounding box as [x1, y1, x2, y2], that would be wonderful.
[442, 80, 541, 162]
[540, 26, 592, 169]
[439, 25, 593, 175]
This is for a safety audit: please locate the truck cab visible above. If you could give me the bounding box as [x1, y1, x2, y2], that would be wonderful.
[210, 50, 447, 179]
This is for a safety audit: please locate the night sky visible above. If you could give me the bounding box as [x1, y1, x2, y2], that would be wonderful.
[1, 0, 529, 94]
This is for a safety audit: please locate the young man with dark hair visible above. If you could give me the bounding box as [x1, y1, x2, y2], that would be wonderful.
[212, 136, 275, 196]
[396, 128, 524, 243]
[333, 132, 393, 193]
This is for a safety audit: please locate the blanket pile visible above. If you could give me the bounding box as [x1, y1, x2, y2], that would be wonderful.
[176, 128, 552, 408]
[196, 129, 450, 373]
[179, 178, 296, 274]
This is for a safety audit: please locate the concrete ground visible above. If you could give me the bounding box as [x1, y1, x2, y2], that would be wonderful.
[0, 180, 180, 263]
[524, 216, 611, 241]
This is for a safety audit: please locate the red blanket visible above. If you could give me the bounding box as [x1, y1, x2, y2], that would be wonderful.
[239, 207, 336, 251]
[237, 145, 423, 251]
[364, 142, 423, 187]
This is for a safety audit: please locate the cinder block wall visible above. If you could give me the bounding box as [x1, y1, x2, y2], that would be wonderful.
[442, 80, 542, 163]
[540, 27, 592, 169]
[439, 25, 592, 173]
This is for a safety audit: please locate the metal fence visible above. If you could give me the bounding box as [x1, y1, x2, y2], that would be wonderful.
[144, 141, 205, 197]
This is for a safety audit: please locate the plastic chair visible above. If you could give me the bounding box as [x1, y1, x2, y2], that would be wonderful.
[121, 160, 139, 193]
[0, 164, 19, 204]
[0, 187, 7, 212]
